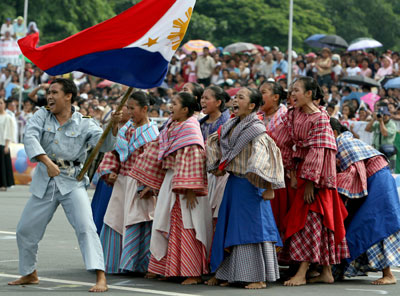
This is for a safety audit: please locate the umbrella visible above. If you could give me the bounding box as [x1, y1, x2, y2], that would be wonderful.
[360, 92, 380, 111]
[341, 75, 381, 87]
[304, 34, 334, 49]
[348, 38, 382, 52]
[384, 77, 400, 89]
[253, 44, 265, 53]
[319, 35, 348, 48]
[181, 40, 216, 55]
[224, 42, 257, 53]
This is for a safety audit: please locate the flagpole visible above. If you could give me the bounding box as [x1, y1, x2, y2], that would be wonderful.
[18, 0, 29, 117]
[287, 0, 293, 86]
[76, 86, 134, 181]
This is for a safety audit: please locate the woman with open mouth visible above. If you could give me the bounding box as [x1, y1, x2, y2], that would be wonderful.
[273, 77, 350, 287]
[207, 87, 284, 289]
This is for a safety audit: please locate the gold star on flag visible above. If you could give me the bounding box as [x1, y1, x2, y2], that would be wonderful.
[143, 37, 159, 47]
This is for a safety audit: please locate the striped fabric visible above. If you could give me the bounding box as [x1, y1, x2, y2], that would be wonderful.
[274, 107, 337, 172]
[337, 156, 388, 199]
[344, 230, 400, 277]
[279, 211, 350, 265]
[158, 116, 204, 161]
[207, 132, 285, 190]
[100, 224, 122, 274]
[337, 161, 368, 198]
[258, 104, 288, 138]
[365, 156, 388, 177]
[147, 198, 208, 277]
[337, 131, 383, 171]
[115, 120, 159, 162]
[120, 221, 152, 273]
[219, 112, 266, 171]
[199, 109, 230, 141]
[274, 109, 338, 189]
[216, 242, 279, 283]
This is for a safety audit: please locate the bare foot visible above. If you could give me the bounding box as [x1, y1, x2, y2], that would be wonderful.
[8, 270, 39, 285]
[181, 277, 202, 285]
[284, 274, 307, 287]
[371, 276, 397, 285]
[308, 273, 334, 284]
[144, 272, 157, 279]
[205, 276, 219, 286]
[89, 270, 108, 292]
[245, 281, 267, 289]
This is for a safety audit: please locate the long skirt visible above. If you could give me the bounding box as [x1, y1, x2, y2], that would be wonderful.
[0, 145, 14, 188]
[147, 198, 208, 277]
[100, 221, 153, 273]
[279, 211, 350, 265]
[345, 230, 400, 277]
[343, 167, 400, 276]
[91, 179, 113, 235]
[211, 175, 281, 283]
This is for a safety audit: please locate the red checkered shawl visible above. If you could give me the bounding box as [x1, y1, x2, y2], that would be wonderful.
[158, 116, 204, 161]
[97, 151, 120, 185]
[283, 107, 336, 150]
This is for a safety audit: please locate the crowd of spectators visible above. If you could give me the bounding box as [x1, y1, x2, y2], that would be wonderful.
[2, 16, 400, 172]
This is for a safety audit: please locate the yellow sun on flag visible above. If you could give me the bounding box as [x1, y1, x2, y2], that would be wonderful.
[167, 7, 193, 50]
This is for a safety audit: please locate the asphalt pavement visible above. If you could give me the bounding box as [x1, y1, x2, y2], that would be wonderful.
[1, 186, 400, 296]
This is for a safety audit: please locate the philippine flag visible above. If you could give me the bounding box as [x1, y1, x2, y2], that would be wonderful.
[18, 0, 195, 89]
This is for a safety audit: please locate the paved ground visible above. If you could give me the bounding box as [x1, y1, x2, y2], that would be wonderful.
[1, 186, 400, 296]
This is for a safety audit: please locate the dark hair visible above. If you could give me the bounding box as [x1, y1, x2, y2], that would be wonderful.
[186, 82, 203, 111]
[51, 78, 77, 103]
[205, 86, 230, 112]
[294, 76, 324, 101]
[130, 91, 155, 108]
[177, 92, 198, 117]
[259, 80, 287, 104]
[330, 117, 349, 135]
[342, 103, 356, 119]
[327, 102, 336, 110]
[244, 87, 262, 112]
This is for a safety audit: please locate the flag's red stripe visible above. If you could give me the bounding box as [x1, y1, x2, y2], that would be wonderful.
[18, 0, 176, 70]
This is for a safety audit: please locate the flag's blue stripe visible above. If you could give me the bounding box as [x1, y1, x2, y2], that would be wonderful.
[45, 47, 169, 89]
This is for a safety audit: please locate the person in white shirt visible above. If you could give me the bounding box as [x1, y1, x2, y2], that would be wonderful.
[345, 58, 361, 76]
[0, 18, 14, 38]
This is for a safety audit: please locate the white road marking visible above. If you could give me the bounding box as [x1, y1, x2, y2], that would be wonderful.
[346, 289, 388, 295]
[0, 273, 199, 296]
[0, 231, 16, 235]
[0, 260, 19, 263]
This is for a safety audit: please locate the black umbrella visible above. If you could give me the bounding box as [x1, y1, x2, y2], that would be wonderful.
[341, 75, 381, 87]
[319, 34, 348, 48]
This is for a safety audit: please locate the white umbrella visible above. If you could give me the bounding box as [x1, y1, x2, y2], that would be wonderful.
[224, 42, 257, 53]
[347, 38, 382, 51]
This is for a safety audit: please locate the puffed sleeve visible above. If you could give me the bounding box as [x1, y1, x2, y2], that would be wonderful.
[23, 108, 47, 162]
[299, 147, 337, 189]
[206, 131, 221, 172]
[97, 151, 120, 183]
[172, 145, 208, 196]
[246, 134, 285, 189]
[128, 141, 166, 190]
[337, 161, 367, 199]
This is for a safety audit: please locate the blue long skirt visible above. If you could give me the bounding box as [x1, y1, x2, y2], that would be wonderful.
[91, 179, 113, 235]
[210, 175, 282, 273]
